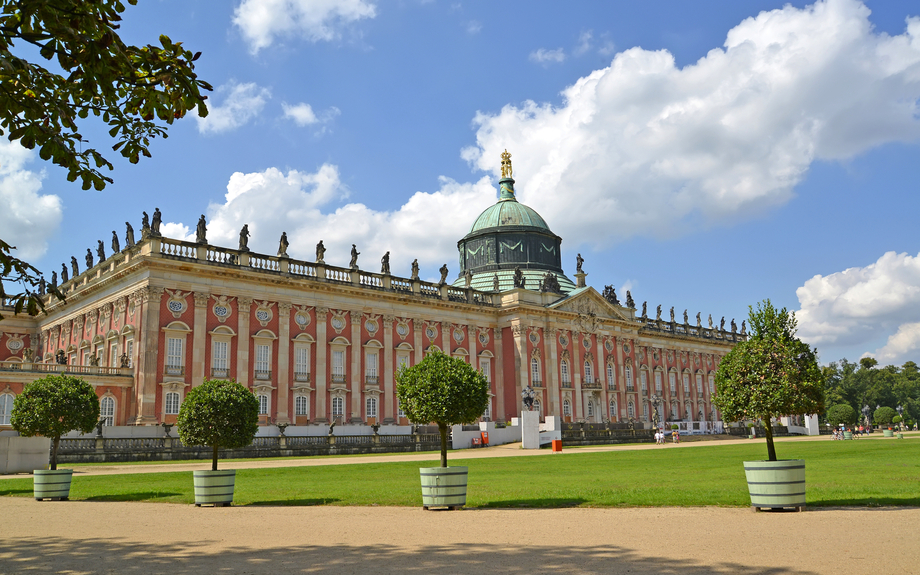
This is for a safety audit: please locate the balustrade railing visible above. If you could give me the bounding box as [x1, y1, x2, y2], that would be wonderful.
[5, 362, 134, 377]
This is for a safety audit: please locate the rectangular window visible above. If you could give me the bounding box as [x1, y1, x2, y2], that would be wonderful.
[332, 350, 345, 376]
[82, 350, 91, 366]
[561, 360, 570, 384]
[258, 394, 269, 415]
[100, 397, 115, 426]
[255, 344, 270, 373]
[397, 400, 405, 418]
[654, 372, 662, 392]
[295, 395, 309, 416]
[0, 394, 13, 425]
[366, 352, 378, 379]
[584, 362, 594, 383]
[683, 374, 690, 394]
[479, 358, 491, 383]
[166, 337, 183, 374]
[109, 343, 119, 367]
[332, 396, 344, 417]
[606, 363, 615, 389]
[366, 397, 378, 418]
[708, 376, 714, 394]
[69, 353, 76, 366]
[165, 392, 180, 415]
[295, 347, 310, 379]
[483, 399, 492, 420]
[640, 371, 647, 391]
[397, 355, 409, 373]
[212, 340, 229, 375]
[669, 373, 676, 393]
[125, 339, 133, 368]
[696, 375, 703, 394]
[530, 358, 540, 384]
[626, 366, 634, 391]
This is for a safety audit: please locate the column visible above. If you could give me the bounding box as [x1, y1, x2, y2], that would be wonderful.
[237, 297, 252, 388]
[191, 291, 209, 387]
[350, 312, 362, 423]
[315, 307, 328, 422]
[545, 327, 559, 416]
[134, 286, 163, 425]
[276, 302, 292, 424]
[382, 315, 395, 423]
[512, 324, 526, 418]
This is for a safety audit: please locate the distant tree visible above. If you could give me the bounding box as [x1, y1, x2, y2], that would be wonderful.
[826, 404, 857, 427]
[714, 299, 824, 461]
[396, 349, 489, 467]
[873, 406, 897, 426]
[0, 0, 211, 319]
[177, 379, 259, 471]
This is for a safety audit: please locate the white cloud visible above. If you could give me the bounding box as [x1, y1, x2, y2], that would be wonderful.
[196, 81, 271, 135]
[575, 31, 593, 55]
[233, 0, 377, 53]
[529, 48, 566, 65]
[0, 142, 62, 261]
[160, 223, 194, 243]
[795, 251, 920, 363]
[466, 20, 482, 35]
[462, 0, 920, 250]
[199, 165, 495, 279]
[281, 102, 341, 127]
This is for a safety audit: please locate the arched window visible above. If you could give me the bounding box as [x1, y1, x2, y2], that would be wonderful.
[332, 396, 344, 418]
[606, 363, 615, 388]
[366, 397, 378, 419]
[560, 359, 570, 385]
[0, 393, 14, 426]
[626, 365, 634, 391]
[295, 395, 309, 417]
[609, 399, 618, 421]
[164, 392, 180, 415]
[627, 400, 635, 419]
[584, 361, 594, 383]
[257, 394, 269, 416]
[563, 398, 572, 417]
[531, 358, 541, 384]
[100, 396, 115, 426]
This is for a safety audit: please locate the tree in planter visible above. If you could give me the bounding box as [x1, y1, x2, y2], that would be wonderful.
[826, 404, 857, 428]
[873, 406, 896, 426]
[11, 374, 100, 469]
[396, 349, 489, 467]
[177, 379, 259, 471]
[714, 299, 824, 461]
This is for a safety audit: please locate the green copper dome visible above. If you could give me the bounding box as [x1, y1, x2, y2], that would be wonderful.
[468, 178, 550, 233]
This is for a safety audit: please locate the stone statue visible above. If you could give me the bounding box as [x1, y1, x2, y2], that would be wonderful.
[464, 268, 473, 287]
[111, 231, 120, 253]
[730, 319, 737, 333]
[70, 256, 79, 278]
[576, 253, 584, 273]
[493, 273, 500, 292]
[89, 354, 99, 367]
[151, 207, 162, 236]
[328, 418, 336, 436]
[541, 273, 561, 293]
[669, 306, 675, 323]
[696, 312, 701, 328]
[411, 259, 419, 280]
[23, 347, 33, 362]
[85, 248, 93, 269]
[513, 267, 524, 288]
[119, 353, 129, 368]
[60, 263, 68, 283]
[380, 251, 390, 274]
[438, 264, 448, 285]
[96, 240, 106, 263]
[55, 349, 66, 364]
[141, 212, 151, 238]
[125, 222, 135, 248]
[238, 224, 250, 252]
[626, 291, 635, 308]
[316, 240, 326, 263]
[602, 285, 619, 305]
[277, 232, 289, 257]
[656, 305, 662, 321]
[500, 149, 513, 179]
[50, 270, 57, 289]
[38, 276, 45, 295]
[708, 314, 713, 329]
[350, 244, 360, 270]
[196, 215, 207, 245]
[641, 301, 647, 318]
[741, 321, 747, 336]
[683, 309, 688, 325]
[720, 317, 725, 331]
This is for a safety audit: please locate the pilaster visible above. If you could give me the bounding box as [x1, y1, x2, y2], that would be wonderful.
[135, 286, 163, 425]
[315, 307, 328, 422]
[276, 302, 292, 424]
[545, 327, 560, 416]
[382, 314, 395, 423]
[494, 328, 505, 420]
[191, 291, 209, 387]
[237, 297, 252, 388]
[350, 312, 362, 423]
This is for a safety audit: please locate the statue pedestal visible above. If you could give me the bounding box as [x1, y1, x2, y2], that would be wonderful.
[574, 272, 587, 289]
[521, 410, 541, 449]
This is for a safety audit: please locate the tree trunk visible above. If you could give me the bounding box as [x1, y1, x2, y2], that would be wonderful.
[438, 423, 448, 468]
[50, 436, 59, 471]
[212, 444, 219, 471]
[764, 418, 777, 462]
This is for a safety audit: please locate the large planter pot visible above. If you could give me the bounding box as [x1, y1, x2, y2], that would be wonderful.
[419, 466, 467, 510]
[743, 460, 806, 512]
[883, 429, 894, 437]
[33, 469, 73, 501]
[843, 431, 853, 440]
[193, 470, 236, 507]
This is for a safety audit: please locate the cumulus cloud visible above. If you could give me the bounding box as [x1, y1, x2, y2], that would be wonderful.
[529, 48, 566, 65]
[0, 141, 62, 261]
[196, 81, 271, 135]
[575, 31, 593, 56]
[233, 0, 377, 53]
[795, 251, 920, 363]
[462, 0, 920, 249]
[281, 102, 341, 127]
[199, 165, 495, 279]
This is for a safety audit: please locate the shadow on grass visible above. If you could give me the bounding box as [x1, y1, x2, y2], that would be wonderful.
[248, 498, 342, 506]
[474, 498, 588, 508]
[810, 497, 920, 507]
[0, 487, 33, 496]
[0, 537, 821, 575]
[84, 492, 184, 502]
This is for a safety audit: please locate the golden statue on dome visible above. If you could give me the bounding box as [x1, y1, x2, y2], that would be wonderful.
[500, 149, 513, 179]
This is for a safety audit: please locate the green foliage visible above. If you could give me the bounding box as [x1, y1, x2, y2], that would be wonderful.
[11, 374, 100, 469]
[873, 406, 896, 425]
[892, 415, 902, 424]
[177, 379, 259, 470]
[396, 349, 489, 467]
[826, 404, 857, 427]
[0, 0, 211, 319]
[0, 238, 64, 320]
[714, 299, 824, 461]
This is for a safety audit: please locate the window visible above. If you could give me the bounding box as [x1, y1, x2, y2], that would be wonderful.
[166, 337, 183, 375]
[654, 372, 662, 392]
[669, 373, 676, 393]
[397, 355, 409, 373]
[257, 394, 269, 415]
[365, 352, 378, 383]
[255, 344, 270, 379]
[642, 401, 649, 420]
[82, 350, 91, 366]
[366, 397, 378, 419]
[212, 340, 229, 377]
[125, 339, 133, 368]
[483, 398, 492, 419]
[683, 374, 690, 394]
[530, 357, 541, 384]
[100, 397, 115, 426]
[109, 342, 119, 367]
[560, 360, 570, 384]
[606, 363, 615, 388]
[609, 399, 617, 421]
[165, 392, 180, 415]
[587, 400, 594, 417]
[295, 395, 309, 416]
[671, 402, 678, 419]
[479, 358, 491, 382]
[640, 370, 647, 392]
[627, 400, 635, 419]
[562, 398, 571, 417]
[532, 399, 541, 414]
[397, 401, 405, 418]
[295, 347, 310, 380]
[708, 375, 715, 394]
[332, 396, 344, 418]
[626, 365, 634, 391]
[696, 374, 703, 394]
[685, 405, 692, 420]
[69, 353, 76, 366]
[0, 393, 13, 425]
[332, 350, 345, 381]
[584, 361, 593, 384]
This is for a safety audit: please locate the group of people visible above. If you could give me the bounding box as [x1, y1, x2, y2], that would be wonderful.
[654, 429, 680, 444]
[831, 425, 867, 440]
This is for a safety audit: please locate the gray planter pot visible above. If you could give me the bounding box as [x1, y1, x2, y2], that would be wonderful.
[743, 459, 805, 512]
[33, 469, 73, 501]
[193, 469, 236, 507]
[419, 466, 467, 510]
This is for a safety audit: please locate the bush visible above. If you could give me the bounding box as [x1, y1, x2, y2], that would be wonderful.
[177, 379, 259, 471]
[396, 348, 489, 467]
[671, 424, 679, 430]
[11, 374, 100, 470]
[873, 406, 897, 426]
[826, 404, 857, 427]
[892, 415, 902, 424]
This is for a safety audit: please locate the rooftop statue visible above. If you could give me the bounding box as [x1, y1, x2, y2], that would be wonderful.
[513, 267, 524, 288]
[542, 273, 561, 293]
[196, 215, 207, 245]
[85, 248, 93, 269]
[141, 211, 150, 238]
[316, 240, 326, 264]
[151, 207, 162, 237]
[60, 263, 68, 283]
[97, 240, 106, 263]
[731, 319, 737, 333]
[438, 264, 448, 285]
[125, 222, 135, 248]
[683, 309, 688, 325]
[464, 268, 473, 287]
[111, 230, 120, 253]
[741, 320, 747, 335]
[239, 224, 250, 252]
[350, 244, 360, 270]
[576, 253, 584, 273]
[720, 316, 725, 331]
[411, 258, 419, 280]
[70, 256, 79, 278]
[277, 232, 289, 257]
[602, 285, 619, 305]
[670, 306, 675, 323]
[381, 251, 390, 274]
[38, 276, 45, 295]
[656, 305, 662, 321]
[708, 314, 713, 329]
[696, 312, 701, 328]
[626, 291, 635, 308]
[50, 270, 57, 289]
[493, 273, 500, 292]
[500, 149, 513, 179]
[641, 301, 647, 318]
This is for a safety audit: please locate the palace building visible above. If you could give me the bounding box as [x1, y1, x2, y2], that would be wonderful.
[0, 152, 745, 431]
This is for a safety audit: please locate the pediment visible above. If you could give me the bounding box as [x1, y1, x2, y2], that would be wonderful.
[547, 288, 633, 327]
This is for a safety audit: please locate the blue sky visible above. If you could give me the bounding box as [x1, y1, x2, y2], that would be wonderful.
[3, 0, 920, 366]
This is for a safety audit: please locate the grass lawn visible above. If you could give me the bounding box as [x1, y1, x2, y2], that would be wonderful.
[1, 439, 917, 508]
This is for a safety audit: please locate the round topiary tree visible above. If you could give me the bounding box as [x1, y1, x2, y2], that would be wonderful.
[826, 404, 857, 427]
[396, 348, 489, 467]
[873, 406, 897, 426]
[177, 379, 259, 471]
[714, 299, 824, 462]
[11, 374, 100, 470]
